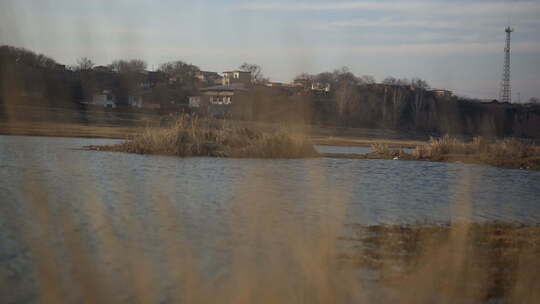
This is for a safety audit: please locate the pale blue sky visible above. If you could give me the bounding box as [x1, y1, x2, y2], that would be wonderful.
[1, 0, 539, 100]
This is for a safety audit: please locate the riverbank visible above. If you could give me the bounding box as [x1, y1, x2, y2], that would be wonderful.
[324, 137, 540, 170]
[2, 120, 539, 170]
[323, 152, 540, 170]
[0, 121, 143, 139]
[0, 120, 424, 148]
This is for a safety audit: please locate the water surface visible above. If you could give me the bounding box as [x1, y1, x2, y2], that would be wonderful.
[1, 135, 539, 303]
[315, 145, 414, 155]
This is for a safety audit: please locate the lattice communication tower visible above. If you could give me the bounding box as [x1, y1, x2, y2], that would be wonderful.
[500, 27, 513, 103]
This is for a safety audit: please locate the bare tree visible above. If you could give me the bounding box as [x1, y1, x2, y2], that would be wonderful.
[382, 76, 415, 87]
[75, 57, 95, 71]
[331, 67, 358, 123]
[315, 72, 335, 87]
[293, 73, 314, 89]
[411, 77, 430, 90]
[360, 75, 376, 84]
[109, 59, 147, 74]
[396, 78, 411, 86]
[382, 76, 397, 85]
[335, 82, 356, 121]
[332, 67, 357, 85]
[239, 63, 267, 84]
[158, 60, 200, 88]
[294, 73, 313, 82]
[107, 59, 147, 104]
[529, 97, 539, 104]
[0, 45, 58, 69]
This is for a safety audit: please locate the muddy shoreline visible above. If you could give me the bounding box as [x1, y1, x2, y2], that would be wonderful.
[0, 121, 424, 148]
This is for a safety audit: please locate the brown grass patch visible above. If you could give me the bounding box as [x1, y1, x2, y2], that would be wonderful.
[412, 136, 540, 169]
[321, 136, 540, 170]
[88, 116, 318, 158]
[369, 143, 411, 159]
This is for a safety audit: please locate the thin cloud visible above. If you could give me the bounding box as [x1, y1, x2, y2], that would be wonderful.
[236, 1, 425, 12]
[321, 16, 540, 32]
[342, 41, 540, 55]
[236, 1, 540, 17]
[324, 18, 466, 30]
[164, 41, 540, 58]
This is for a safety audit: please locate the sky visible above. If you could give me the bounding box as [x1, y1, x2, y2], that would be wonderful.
[1, 0, 539, 101]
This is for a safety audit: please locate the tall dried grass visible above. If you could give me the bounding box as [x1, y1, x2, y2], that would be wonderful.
[413, 135, 538, 158]
[90, 115, 318, 158]
[412, 136, 540, 169]
[370, 143, 409, 159]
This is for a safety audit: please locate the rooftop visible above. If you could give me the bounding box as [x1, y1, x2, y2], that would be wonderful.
[223, 70, 251, 74]
[200, 85, 249, 92]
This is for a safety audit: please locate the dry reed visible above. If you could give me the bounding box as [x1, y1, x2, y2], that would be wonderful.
[411, 136, 540, 169]
[89, 115, 318, 158]
[413, 136, 538, 158]
[370, 143, 410, 159]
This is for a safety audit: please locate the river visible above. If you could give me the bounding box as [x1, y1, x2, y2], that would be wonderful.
[1, 135, 539, 303]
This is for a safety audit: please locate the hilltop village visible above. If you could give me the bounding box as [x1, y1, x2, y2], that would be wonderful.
[1, 45, 539, 139]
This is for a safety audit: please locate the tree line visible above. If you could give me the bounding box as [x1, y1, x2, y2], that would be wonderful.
[230, 67, 540, 139]
[0, 45, 267, 108]
[1, 45, 539, 139]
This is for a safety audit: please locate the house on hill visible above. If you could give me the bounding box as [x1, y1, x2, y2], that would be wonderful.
[195, 71, 223, 86]
[311, 82, 331, 92]
[92, 66, 113, 73]
[141, 71, 167, 89]
[128, 95, 143, 108]
[91, 90, 117, 108]
[265, 82, 298, 88]
[430, 89, 453, 98]
[222, 70, 251, 87]
[188, 85, 248, 117]
[478, 99, 499, 104]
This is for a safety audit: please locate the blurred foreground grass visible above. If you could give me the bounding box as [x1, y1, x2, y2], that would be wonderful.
[340, 223, 540, 302]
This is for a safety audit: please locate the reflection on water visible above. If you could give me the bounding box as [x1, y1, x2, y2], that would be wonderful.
[1, 136, 539, 303]
[316, 145, 415, 155]
[315, 145, 372, 155]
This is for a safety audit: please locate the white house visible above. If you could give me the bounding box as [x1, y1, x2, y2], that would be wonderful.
[91, 90, 117, 108]
[188, 85, 248, 117]
[222, 71, 251, 87]
[129, 95, 143, 108]
[188, 96, 201, 108]
[430, 89, 453, 98]
[311, 82, 331, 92]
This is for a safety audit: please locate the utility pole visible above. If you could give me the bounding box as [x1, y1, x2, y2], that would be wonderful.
[500, 27, 513, 103]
